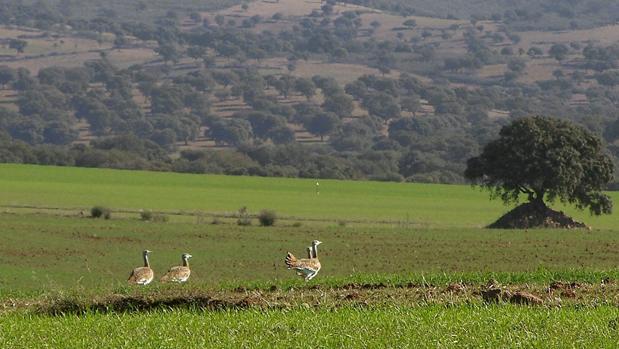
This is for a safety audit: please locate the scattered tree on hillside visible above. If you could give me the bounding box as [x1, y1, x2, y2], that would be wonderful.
[304, 112, 340, 141]
[507, 59, 526, 73]
[155, 42, 180, 64]
[362, 92, 401, 121]
[323, 93, 354, 118]
[9, 39, 27, 54]
[400, 95, 421, 116]
[0, 66, 16, 88]
[527, 46, 543, 57]
[549, 44, 569, 62]
[402, 19, 417, 28]
[207, 119, 253, 146]
[294, 78, 316, 101]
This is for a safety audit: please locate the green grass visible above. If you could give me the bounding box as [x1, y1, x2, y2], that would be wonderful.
[0, 212, 618, 293]
[0, 164, 619, 292]
[2, 305, 619, 348]
[3, 163, 619, 346]
[1, 164, 618, 228]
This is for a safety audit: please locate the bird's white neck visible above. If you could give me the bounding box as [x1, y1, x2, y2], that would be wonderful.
[182, 257, 189, 267]
[143, 253, 150, 268]
[312, 243, 319, 258]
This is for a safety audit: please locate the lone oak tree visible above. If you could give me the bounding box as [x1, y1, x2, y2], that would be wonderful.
[465, 116, 614, 217]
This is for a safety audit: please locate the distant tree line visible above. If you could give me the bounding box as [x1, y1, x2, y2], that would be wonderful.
[2, 55, 619, 185]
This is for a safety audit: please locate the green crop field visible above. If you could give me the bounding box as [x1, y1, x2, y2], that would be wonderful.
[2, 213, 619, 292]
[1, 164, 618, 228]
[2, 164, 619, 347]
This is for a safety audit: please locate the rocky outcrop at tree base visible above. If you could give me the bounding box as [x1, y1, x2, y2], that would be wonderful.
[488, 201, 589, 229]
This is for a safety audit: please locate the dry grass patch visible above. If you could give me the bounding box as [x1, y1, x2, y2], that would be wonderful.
[106, 48, 157, 68]
[293, 60, 400, 84]
[213, 0, 378, 19]
[516, 24, 619, 51]
[518, 58, 562, 83]
[477, 63, 507, 79]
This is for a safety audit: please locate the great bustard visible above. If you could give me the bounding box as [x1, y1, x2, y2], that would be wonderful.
[128, 250, 154, 285]
[160, 253, 192, 283]
[295, 247, 314, 277]
[285, 240, 322, 281]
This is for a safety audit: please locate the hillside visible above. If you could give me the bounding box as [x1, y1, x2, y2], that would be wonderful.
[1, 0, 619, 185]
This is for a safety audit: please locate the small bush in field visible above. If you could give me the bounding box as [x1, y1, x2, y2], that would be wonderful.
[237, 206, 252, 226]
[152, 213, 168, 222]
[258, 209, 277, 226]
[91, 206, 111, 219]
[141, 210, 167, 222]
[211, 217, 223, 225]
[140, 210, 153, 221]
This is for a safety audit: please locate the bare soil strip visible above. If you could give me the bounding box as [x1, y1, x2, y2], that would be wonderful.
[19, 279, 619, 315]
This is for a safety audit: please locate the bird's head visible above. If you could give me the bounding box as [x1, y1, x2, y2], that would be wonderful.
[143, 249, 152, 255]
[182, 253, 192, 260]
[312, 240, 322, 246]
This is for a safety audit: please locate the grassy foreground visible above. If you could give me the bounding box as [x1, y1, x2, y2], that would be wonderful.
[2, 306, 619, 348]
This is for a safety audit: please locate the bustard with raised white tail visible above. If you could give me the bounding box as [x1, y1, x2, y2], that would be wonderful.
[160, 253, 192, 283]
[285, 240, 322, 281]
[128, 250, 154, 285]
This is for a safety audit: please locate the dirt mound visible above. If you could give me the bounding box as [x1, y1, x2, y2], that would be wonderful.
[481, 287, 544, 305]
[507, 291, 543, 305]
[488, 201, 588, 229]
[40, 294, 251, 315]
[445, 283, 465, 293]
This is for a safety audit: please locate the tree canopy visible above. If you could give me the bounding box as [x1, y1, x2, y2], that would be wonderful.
[465, 116, 614, 215]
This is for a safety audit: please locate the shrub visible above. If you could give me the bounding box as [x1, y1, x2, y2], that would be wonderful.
[152, 213, 169, 222]
[140, 210, 153, 221]
[91, 206, 111, 219]
[211, 217, 223, 225]
[237, 206, 252, 226]
[140, 210, 167, 222]
[258, 209, 277, 226]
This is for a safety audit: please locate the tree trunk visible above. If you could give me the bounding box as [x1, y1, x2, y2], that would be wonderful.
[531, 190, 546, 209]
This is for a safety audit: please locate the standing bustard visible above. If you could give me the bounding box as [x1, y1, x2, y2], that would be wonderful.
[295, 247, 314, 277]
[285, 240, 322, 281]
[128, 250, 154, 285]
[160, 253, 192, 283]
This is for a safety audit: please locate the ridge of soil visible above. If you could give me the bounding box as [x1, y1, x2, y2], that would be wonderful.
[27, 278, 617, 315]
[488, 201, 588, 229]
